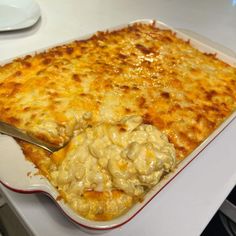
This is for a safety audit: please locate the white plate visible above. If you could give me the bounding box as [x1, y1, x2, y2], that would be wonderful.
[0, 0, 41, 31]
[0, 19, 236, 232]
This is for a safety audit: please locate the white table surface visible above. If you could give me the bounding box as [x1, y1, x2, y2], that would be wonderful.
[1, 0, 236, 235]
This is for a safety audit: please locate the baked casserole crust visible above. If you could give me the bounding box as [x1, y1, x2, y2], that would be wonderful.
[1, 22, 236, 220]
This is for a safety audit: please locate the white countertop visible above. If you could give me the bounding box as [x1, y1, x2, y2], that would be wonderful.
[1, 0, 236, 235]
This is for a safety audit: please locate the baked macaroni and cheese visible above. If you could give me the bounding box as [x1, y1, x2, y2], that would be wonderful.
[0, 22, 236, 221]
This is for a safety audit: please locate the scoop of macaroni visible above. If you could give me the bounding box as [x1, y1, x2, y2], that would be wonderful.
[50, 115, 176, 218]
[52, 116, 175, 196]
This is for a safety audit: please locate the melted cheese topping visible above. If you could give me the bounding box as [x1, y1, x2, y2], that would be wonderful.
[1, 23, 236, 220]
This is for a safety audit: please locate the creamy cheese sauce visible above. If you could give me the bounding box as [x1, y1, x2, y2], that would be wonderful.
[50, 116, 176, 214]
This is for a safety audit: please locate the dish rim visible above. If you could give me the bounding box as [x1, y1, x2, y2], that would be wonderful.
[0, 19, 236, 231]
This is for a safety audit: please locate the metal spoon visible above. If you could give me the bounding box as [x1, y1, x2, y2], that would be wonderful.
[0, 121, 62, 153]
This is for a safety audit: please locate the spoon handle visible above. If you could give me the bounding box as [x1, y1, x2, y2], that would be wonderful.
[0, 121, 58, 153]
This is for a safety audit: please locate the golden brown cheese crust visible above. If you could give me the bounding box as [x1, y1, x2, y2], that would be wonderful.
[1, 23, 236, 220]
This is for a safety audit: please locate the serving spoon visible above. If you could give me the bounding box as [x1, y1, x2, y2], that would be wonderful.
[0, 121, 62, 153]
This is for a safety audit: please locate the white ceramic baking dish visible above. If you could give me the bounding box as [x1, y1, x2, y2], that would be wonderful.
[0, 19, 236, 232]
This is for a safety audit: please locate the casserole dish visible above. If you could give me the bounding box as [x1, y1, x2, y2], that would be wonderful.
[0, 19, 236, 231]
